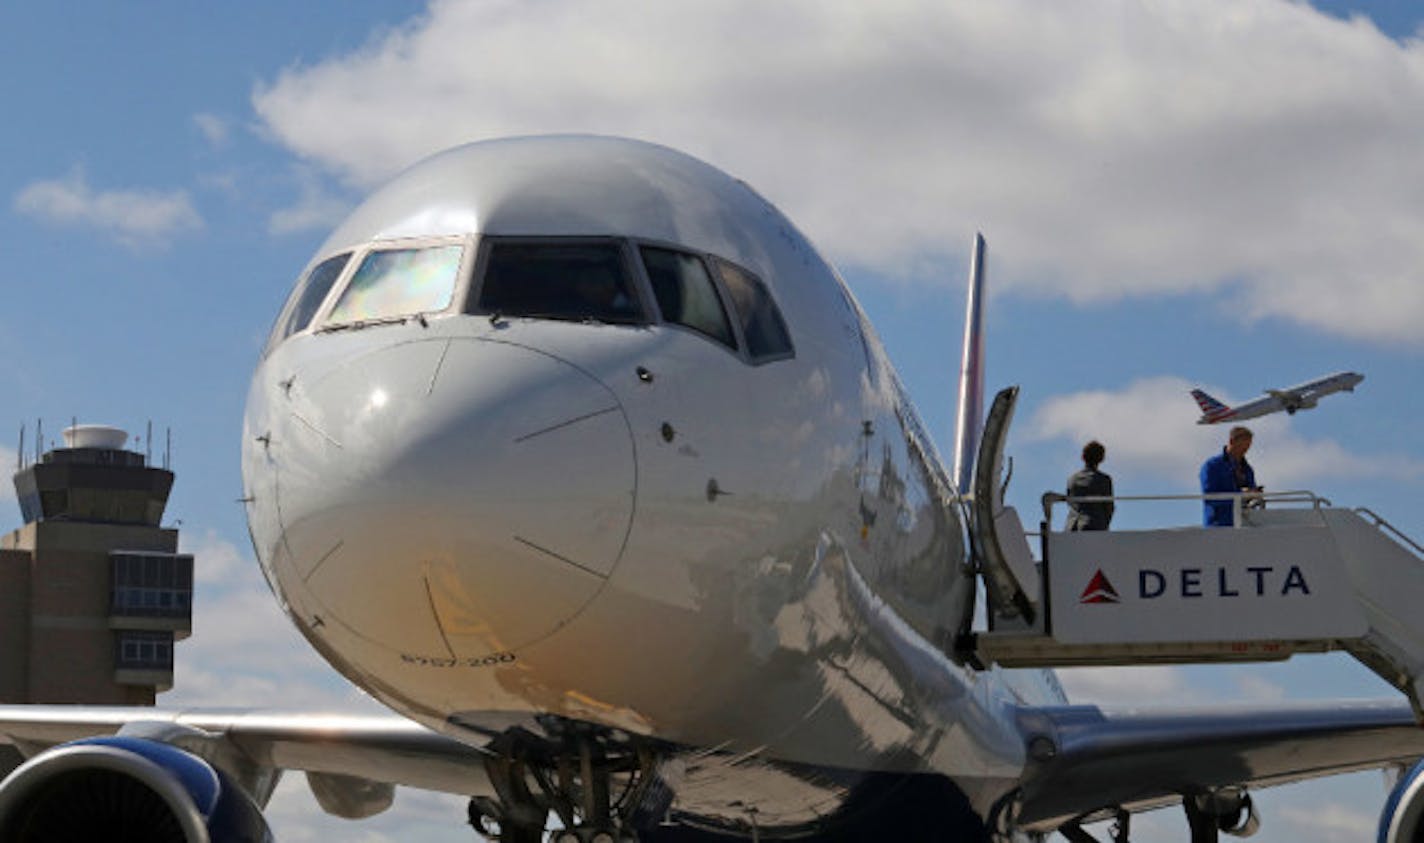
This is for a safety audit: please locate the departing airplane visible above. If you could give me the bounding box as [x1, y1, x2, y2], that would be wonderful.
[2, 136, 1423, 843]
[1191, 371, 1364, 424]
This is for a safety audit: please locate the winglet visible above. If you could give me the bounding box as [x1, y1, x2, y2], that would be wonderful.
[952, 233, 987, 495]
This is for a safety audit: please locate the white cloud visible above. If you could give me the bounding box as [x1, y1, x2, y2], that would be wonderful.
[0, 447, 15, 505]
[263, 779, 468, 843]
[193, 112, 230, 147]
[252, 0, 1424, 344]
[198, 170, 240, 195]
[0, 444, 14, 518]
[1056, 665, 1194, 706]
[1026, 376, 1424, 489]
[13, 167, 202, 248]
[152, 527, 472, 838]
[179, 526, 245, 585]
[164, 527, 374, 710]
[1234, 673, 1288, 702]
[268, 167, 356, 235]
[1279, 802, 1376, 843]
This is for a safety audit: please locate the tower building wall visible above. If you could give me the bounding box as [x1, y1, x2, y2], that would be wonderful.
[1, 424, 191, 705]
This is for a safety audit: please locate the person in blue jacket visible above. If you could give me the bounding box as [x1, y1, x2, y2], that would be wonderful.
[1200, 426, 1261, 526]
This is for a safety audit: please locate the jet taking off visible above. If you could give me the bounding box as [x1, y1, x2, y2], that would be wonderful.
[1192, 371, 1364, 424]
[2, 137, 1424, 843]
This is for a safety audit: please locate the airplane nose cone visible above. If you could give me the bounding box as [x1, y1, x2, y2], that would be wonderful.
[266, 337, 635, 660]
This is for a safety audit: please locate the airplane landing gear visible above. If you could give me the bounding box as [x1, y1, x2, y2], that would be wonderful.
[468, 795, 545, 843]
[1059, 808, 1130, 842]
[467, 725, 663, 842]
[1054, 790, 1258, 843]
[1183, 788, 1259, 843]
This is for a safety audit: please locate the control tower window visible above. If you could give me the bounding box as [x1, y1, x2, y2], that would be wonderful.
[476, 241, 644, 324]
[264, 252, 351, 354]
[112, 552, 193, 618]
[714, 259, 794, 362]
[116, 631, 173, 671]
[639, 246, 736, 349]
[327, 244, 463, 325]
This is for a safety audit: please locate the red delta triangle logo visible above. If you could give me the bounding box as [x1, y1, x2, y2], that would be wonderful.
[1080, 569, 1121, 604]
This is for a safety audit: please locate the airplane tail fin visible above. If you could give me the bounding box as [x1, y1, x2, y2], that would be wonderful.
[1191, 388, 1232, 423]
[952, 233, 987, 495]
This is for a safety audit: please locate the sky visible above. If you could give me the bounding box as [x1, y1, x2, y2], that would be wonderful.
[1, 1, 1422, 840]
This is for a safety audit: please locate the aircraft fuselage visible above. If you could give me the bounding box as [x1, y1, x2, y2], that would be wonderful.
[241, 137, 1057, 831]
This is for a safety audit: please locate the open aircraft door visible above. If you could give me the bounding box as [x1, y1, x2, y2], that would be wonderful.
[967, 386, 1041, 631]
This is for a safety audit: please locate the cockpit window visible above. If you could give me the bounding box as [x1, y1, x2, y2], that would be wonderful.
[326, 244, 463, 325]
[639, 247, 736, 349]
[476, 241, 644, 324]
[715, 259, 794, 361]
[264, 252, 351, 354]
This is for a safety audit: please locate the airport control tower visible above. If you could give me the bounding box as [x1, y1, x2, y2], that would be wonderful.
[0, 424, 192, 705]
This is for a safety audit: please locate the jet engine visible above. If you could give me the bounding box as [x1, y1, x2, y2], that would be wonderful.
[1379, 758, 1424, 843]
[0, 737, 271, 843]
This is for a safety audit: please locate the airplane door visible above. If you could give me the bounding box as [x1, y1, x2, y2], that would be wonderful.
[970, 386, 1039, 627]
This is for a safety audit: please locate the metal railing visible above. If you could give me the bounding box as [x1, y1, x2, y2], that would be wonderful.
[1041, 489, 1332, 530]
[1355, 507, 1424, 559]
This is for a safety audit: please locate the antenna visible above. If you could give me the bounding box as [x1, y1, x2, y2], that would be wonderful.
[16, 424, 23, 471]
[146, 420, 153, 465]
[35, 419, 42, 463]
[165, 427, 172, 471]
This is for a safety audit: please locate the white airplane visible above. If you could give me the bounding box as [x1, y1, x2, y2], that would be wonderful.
[1192, 371, 1364, 424]
[0, 136, 1422, 843]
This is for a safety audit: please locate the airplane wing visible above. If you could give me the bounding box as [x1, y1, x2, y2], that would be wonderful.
[1011, 699, 1424, 831]
[5, 700, 1422, 834]
[1264, 387, 1318, 414]
[0, 706, 493, 817]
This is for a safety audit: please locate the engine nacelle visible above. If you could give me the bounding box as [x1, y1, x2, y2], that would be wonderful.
[0, 737, 272, 843]
[1380, 759, 1424, 843]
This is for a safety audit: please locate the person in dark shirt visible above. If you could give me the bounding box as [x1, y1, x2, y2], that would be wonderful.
[1200, 425, 1261, 526]
[1065, 440, 1114, 531]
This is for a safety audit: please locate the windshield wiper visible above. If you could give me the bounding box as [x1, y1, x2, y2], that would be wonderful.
[317, 314, 410, 333]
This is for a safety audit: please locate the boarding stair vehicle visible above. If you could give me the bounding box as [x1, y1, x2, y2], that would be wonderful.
[967, 387, 1424, 723]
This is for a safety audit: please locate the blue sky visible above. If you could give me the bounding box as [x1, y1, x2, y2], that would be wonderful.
[2, 2, 1423, 840]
